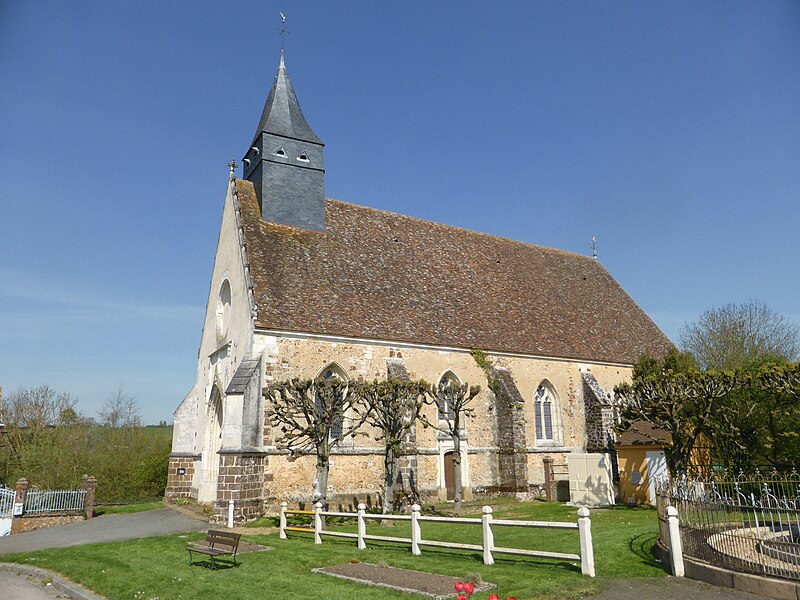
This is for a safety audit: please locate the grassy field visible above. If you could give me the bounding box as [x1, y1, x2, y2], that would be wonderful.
[93, 501, 167, 516]
[0, 499, 664, 600]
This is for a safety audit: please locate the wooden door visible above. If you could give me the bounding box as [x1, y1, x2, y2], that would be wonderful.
[444, 451, 456, 500]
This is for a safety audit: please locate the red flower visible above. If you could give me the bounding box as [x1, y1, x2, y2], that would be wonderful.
[463, 582, 475, 595]
[489, 595, 499, 600]
[454, 582, 465, 592]
[456, 596, 468, 600]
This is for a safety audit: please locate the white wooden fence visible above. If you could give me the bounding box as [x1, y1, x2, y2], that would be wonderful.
[279, 501, 595, 577]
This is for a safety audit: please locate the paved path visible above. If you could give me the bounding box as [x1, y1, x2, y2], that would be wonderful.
[0, 507, 206, 555]
[0, 568, 72, 599]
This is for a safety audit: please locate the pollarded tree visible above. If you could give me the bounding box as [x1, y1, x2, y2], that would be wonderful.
[615, 369, 739, 474]
[420, 380, 480, 515]
[264, 378, 365, 504]
[679, 300, 800, 370]
[354, 379, 428, 513]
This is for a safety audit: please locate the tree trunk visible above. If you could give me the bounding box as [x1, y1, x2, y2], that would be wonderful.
[452, 435, 463, 516]
[383, 446, 395, 515]
[314, 453, 330, 505]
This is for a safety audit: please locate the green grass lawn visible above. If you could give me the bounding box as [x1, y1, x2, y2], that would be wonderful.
[94, 501, 167, 516]
[0, 499, 664, 600]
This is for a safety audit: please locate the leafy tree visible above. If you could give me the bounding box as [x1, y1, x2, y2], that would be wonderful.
[354, 379, 427, 513]
[633, 348, 698, 379]
[265, 378, 365, 504]
[0, 385, 78, 484]
[420, 381, 480, 515]
[679, 300, 800, 370]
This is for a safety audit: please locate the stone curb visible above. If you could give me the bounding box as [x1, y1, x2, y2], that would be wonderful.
[0, 562, 106, 600]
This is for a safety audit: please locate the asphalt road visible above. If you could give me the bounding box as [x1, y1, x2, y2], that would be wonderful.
[0, 507, 206, 555]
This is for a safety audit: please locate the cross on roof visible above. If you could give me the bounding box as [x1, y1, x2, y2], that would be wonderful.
[227, 159, 238, 180]
[278, 12, 288, 52]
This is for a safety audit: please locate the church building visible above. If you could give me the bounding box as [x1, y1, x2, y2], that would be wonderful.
[166, 51, 672, 522]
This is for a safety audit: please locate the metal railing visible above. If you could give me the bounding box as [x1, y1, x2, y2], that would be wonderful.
[280, 501, 595, 576]
[25, 489, 87, 514]
[656, 470, 800, 581]
[0, 487, 14, 518]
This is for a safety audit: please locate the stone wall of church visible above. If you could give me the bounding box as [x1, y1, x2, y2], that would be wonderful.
[256, 333, 632, 507]
[213, 452, 266, 523]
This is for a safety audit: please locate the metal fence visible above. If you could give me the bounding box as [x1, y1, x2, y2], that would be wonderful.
[656, 470, 800, 581]
[25, 489, 86, 514]
[0, 487, 14, 518]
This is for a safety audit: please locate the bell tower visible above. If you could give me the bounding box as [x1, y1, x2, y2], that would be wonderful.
[242, 51, 325, 232]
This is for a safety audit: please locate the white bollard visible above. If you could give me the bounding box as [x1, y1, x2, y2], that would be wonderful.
[357, 503, 367, 550]
[577, 507, 595, 577]
[666, 506, 685, 577]
[227, 499, 235, 529]
[411, 504, 422, 556]
[482, 506, 494, 565]
[314, 501, 323, 545]
[279, 501, 288, 539]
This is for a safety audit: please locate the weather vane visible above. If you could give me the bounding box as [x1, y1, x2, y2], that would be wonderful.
[278, 12, 288, 52]
[590, 236, 598, 260]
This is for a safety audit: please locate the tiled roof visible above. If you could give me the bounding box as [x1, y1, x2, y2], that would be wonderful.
[236, 180, 673, 365]
[618, 421, 672, 446]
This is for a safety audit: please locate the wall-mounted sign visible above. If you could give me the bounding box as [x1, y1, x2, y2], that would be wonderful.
[13, 502, 24, 516]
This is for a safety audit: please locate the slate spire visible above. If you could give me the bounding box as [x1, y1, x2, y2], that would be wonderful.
[243, 51, 326, 232]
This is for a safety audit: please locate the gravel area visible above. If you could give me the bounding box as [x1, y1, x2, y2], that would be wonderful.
[315, 563, 495, 599]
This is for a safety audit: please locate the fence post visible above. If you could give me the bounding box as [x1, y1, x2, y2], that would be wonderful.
[227, 499, 235, 528]
[482, 506, 494, 565]
[279, 502, 288, 539]
[577, 507, 595, 577]
[411, 504, 421, 556]
[357, 503, 367, 550]
[314, 501, 323, 545]
[666, 506, 685, 577]
[14, 478, 28, 510]
[82, 476, 96, 520]
[543, 457, 554, 501]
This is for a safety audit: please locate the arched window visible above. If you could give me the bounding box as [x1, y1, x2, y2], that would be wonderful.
[215, 280, 232, 339]
[534, 382, 560, 443]
[316, 363, 348, 440]
[437, 371, 461, 422]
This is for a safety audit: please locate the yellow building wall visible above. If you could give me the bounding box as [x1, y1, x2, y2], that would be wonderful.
[617, 445, 663, 505]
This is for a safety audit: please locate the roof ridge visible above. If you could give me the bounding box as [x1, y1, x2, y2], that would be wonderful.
[324, 197, 596, 262]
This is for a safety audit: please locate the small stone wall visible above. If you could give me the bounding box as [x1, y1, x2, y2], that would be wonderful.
[165, 455, 197, 499]
[11, 514, 84, 535]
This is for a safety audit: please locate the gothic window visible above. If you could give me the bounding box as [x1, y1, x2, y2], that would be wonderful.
[534, 382, 560, 444]
[437, 371, 461, 422]
[316, 363, 348, 440]
[297, 153, 309, 162]
[274, 147, 286, 156]
[215, 280, 232, 339]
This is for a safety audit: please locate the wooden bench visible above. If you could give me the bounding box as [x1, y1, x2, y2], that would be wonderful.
[187, 529, 241, 569]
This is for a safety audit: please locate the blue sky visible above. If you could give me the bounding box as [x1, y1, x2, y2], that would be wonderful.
[1, 1, 799, 424]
